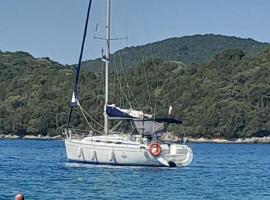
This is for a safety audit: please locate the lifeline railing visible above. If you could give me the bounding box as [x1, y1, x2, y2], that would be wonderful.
[63, 128, 94, 139]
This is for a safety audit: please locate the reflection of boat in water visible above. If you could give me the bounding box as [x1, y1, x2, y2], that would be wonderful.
[64, 0, 193, 167]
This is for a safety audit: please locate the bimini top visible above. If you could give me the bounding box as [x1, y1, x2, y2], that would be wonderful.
[106, 104, 181, 124]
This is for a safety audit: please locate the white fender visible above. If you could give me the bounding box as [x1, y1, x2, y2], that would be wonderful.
[91, 150, 97, 161]
[109, 148, 115, 162]
[77, 146, 83, 158]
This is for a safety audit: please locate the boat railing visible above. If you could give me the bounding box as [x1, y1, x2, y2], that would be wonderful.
[63, 128, 94, 139]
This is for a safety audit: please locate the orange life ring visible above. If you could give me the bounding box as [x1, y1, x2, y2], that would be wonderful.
[149, 143, 161, 157]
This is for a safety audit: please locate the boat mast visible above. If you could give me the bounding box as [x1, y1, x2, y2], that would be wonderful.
[103, 0, 111, 135]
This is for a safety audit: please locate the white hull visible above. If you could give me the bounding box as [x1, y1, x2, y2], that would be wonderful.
[65, 135, 193, 167]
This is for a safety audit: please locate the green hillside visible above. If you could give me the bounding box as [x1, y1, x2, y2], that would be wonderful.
[0, 51, 103, 136]
[80, 34, 270, 71]
[1, 36, 270, 139]
[119, 49, 270, 138]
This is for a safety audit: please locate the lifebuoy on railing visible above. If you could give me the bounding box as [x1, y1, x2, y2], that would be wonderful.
[148, 143, 161, 157]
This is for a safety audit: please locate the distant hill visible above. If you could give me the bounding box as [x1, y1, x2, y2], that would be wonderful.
[80, 34, 270, 71]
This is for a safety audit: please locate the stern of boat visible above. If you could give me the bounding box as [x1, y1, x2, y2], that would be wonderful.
[160, 143, 193, 167]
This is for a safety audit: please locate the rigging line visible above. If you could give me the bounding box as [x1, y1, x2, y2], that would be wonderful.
[100, 57, 105, 95]
[152, 63, 159, 131]
[113, 55, 120, 105]
[92, 3, 98, 58]
[74, 0, 93, 98]
[67, 0, 93, 128]
[110, 120, 123, 133]
[112, 69, 115, 102]
[80, 105, 104, 128]
[112, 57, 116, 102]
[67, 107, 73, 128]
[96, 63, 104, 100]
[121, 92, 123, 108]
[113, 54, 132, 109]
[118, 52, 142, 111]
[141, 47, 153, 113]
[95, 46, 104, 101]
[78, 102, 103, 134]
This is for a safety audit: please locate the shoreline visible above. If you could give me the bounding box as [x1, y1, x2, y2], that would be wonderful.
[0, 134, 63, 140]
[0, 134, 270, 144]
[188, 136, 270, 144]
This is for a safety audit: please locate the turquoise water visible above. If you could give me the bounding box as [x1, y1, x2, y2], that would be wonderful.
[0, 140, 270, 200]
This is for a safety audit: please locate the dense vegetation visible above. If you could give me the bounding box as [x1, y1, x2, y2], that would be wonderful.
[0, 52, 102, 136]
[81, 34, 270, 71]
[1, 35, 270, 138]
[123, 50, 270, 138]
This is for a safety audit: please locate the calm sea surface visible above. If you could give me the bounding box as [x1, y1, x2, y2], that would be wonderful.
[0, 140, 270, 200]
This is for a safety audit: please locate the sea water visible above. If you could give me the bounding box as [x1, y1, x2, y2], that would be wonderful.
[0, 140, 270, 200]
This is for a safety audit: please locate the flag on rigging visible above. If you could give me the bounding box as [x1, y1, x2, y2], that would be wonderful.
[70, 91, 78, 107]
[168, 105, 173, 116]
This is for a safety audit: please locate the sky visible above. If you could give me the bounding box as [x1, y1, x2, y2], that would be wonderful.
[0, 0, 270, 65]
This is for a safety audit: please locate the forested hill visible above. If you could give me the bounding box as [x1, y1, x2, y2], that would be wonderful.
[0, 51, 98, 137]
[80, 34, 270, 72]
[1, 47, 270, 139]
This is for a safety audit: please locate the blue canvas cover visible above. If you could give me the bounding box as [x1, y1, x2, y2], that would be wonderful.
[106, 105, 131, 118]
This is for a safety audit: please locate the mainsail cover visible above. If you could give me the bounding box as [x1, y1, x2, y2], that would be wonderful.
[106, 104, 152, 119]
[106, 104, 182, 124]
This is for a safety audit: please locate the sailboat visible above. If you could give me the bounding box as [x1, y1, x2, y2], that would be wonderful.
[64, 0, 193, 167]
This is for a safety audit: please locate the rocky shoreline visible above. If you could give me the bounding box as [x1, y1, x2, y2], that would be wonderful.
[0, 134, 63, 140]
[188, 136, 270, 144]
